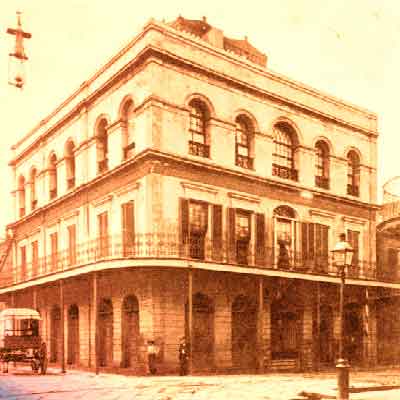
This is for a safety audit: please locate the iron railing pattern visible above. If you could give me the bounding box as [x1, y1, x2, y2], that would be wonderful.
[3, 233, 387, 287]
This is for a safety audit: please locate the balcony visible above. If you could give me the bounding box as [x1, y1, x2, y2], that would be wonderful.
[236, 154, 254, 169]
[347, 184, 359, 197]
[123, 142, 135, 160]
[31, 199, 38, 211]
[4, 233, 382, 287]
[189, 141, 210, 158]
[98, 159, 109, 174]
[67, 177, 76, 190]
[49, 189, 57, 200]
[315, 175, 330, 190]
[272, 164, 298, 181]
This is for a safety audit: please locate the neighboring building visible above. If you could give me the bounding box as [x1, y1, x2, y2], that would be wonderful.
[376, 177, 400, 365]
[0, 16, 391, 374]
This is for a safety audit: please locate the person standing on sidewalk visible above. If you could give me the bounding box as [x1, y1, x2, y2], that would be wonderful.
[178, 337, 189, 376]
[147, 340, 158, 375]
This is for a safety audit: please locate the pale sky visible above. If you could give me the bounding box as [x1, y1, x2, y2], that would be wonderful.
[1, 0, 399, 232]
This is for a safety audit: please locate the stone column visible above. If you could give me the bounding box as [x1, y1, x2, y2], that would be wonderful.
[214, 293, 232, 371]
[112, 297, 123, 368]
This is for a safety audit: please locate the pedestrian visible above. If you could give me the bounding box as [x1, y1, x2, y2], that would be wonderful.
[147, 340, 157, 375]
[178, 336, 189, 376]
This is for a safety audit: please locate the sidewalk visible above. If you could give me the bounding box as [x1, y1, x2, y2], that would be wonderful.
[1, 366, 400, 399]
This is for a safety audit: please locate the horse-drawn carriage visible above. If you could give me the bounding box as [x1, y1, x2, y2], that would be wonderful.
[0, 308, 47, 374]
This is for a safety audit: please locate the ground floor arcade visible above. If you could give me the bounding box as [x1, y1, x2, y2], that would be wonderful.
[0, 267, 398, 374]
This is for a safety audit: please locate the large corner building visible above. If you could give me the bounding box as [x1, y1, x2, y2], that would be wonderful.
[0, 16, 394, 374]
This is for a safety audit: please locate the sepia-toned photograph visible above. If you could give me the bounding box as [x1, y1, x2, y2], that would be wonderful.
[0, 1, 400, 398]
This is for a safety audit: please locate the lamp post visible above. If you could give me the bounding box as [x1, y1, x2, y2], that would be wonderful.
[332, 233, 354, 400]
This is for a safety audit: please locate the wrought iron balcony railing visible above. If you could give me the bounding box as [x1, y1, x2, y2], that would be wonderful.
[272, 164, 298, 181]
[98, 159, 109, 174]
[236, 154, 254, 169]
[189, 141, 210, 158]
[315, 175, 330, 190]
[3, 233, 386, 287]
[347, 184, 359, 197]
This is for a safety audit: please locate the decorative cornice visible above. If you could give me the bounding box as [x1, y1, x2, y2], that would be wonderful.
[62, 210, 80, 221]
[309, 209, 336, 220]
[342, 215, 368, 225]
[91, 194, 113, 208]
[181, 181, 218, 195]
[228, 191, 261, 204]
[114, 182, 141, 197]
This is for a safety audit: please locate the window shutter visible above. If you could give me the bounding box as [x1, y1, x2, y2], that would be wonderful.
[122, 201, 135, 256]
[255, 213, 265, 266]
[179, 198, 189, 256]
[347, 230, 359, 266]
[227, 208, 236, 263]
[68, 225, 77, 266]
[212, 204, 223, 262]
[50, 232, 58, 271]
[320, 225, 329, 273]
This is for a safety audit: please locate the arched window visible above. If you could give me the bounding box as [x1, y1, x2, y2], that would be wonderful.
[65, 140, 76, 189]
[347, 150, 360, 196]
[18, 175, 26, 217]
[49, 153, 58, 200]
[188, 99, 210, 158]
[235, 115, 253, 169]
[272, 123, 298, 181]
[96, 118, 108, 174]
[30, 168, 38, 211]
[121, 99, 135, 160]
[315, 140, 330, 189]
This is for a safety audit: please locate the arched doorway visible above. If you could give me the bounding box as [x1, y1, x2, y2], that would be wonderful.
[232, 295, 257, 370]
[121, 295, 139, 368]
[98, 298, 113, 367]
[186, 292, 214, 371]
[50, 306, 61, 362]
[67, 304, 79, 365]
[319, 305, 334, 365]
[271, 289, 302, 366]
[344, 303, 363, 364]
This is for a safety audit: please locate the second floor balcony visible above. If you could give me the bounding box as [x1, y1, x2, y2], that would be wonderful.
[8, 232, 381, 287]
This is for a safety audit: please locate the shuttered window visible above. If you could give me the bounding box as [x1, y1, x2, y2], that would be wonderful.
[212, 204, 223, 261]
[179, 198, 209, 260]
[50, 232, 58, 271]
[301, 223, 329, 272]
[347, 230, 360, 266]
[68, 225, 77, 266]
[255, 213, 266, 266]
[122, 201, 135, 256]
[98, 212, 109, 258]
[31, 241, 39, 277]
[20, 246, 27, 281]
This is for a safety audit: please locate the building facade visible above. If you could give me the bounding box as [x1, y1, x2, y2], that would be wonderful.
[0, 16, 393, 374]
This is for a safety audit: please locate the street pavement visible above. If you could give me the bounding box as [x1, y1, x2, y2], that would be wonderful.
[1, 366, 400, 399]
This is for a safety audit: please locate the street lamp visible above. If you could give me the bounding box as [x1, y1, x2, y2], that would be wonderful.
[332, 233, 354, 400]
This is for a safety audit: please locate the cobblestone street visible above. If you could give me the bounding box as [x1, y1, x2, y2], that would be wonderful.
[1, 367, 400, 399]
